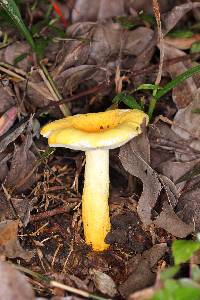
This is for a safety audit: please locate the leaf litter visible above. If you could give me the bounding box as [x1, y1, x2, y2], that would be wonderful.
[1, 0, 200, 299]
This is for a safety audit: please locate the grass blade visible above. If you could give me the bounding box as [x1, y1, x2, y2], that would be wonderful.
[148, 64, 200, 119]
[0, 0, 35, 50]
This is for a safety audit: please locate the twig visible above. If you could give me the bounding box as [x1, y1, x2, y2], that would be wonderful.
[30, 203, 78, 222]
[13, 263, 109, 300]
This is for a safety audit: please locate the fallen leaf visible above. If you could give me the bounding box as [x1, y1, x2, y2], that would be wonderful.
[0, 261, 35, 300]
[154, 201, 193, 237]
[0, 152, 12, 182]
[120, 131, 193, 237]
[119, 132, 162, 225]
[176, 183, 200, 231]
[149, 121, 200, 163]
[164, 34, 200, 50]
[89, 269, 117, 297]
[162, 2, 200, 35]
[0, 117, 29, 154]
[162, 44, 197, 108]
[172, 88, 200, 151]
[119, 243, 168, 298]
[0, 220, 33, 261]
[0, 106, 18, 136]
[53, 22, 154, 95]
[72, 0, 173, 22]
[98, 0, 125, 20]
[72, 0, 101, 22]
[158, 158, 200, 191]
[128, 287, 155, 300]
[0, 84, 16, 114]
[3, 41, 31, 71]
[5, 132, 37, 192]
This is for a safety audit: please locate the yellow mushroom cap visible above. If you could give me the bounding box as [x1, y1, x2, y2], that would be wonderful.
[41, 109, 149, 151]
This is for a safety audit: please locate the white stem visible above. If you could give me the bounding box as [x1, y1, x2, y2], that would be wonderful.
[82, 149, 110, 251]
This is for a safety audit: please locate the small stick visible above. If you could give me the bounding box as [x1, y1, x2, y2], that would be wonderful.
[30, 203, 77, 222]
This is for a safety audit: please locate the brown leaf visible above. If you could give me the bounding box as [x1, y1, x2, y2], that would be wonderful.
[5, 132, 37, 192]
[128, 287, 155, 300]
[119, 243, 168, 298]
[53, 22, 154, 94]
[158, 159, 200, 191]
[176, 183, 200, 231]
[0, 84, 16, 114]
[72, 0, 101, 22]
[89, 269, 117, 297]
[162, 2, 200, 35]
[0, 261, 35, 300]
[119, 133, 162, 225]
[172, 88, 200, 151]
[154, 202, 193, 237]
[98, 0, 125, 20]
[0, 117, 29, 154]
[149, 121, 199, 163]
[164, 34, 200, 50]
[162, 44, 197, 108]
[0, 152, 12, 182]
[0, 220, 33, 261]
[0, 106, 18, 136]
[3, 41, 31, 71]
[120, 131, 193, 237]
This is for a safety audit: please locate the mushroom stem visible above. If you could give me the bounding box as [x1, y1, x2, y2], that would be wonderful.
[82, 149, 110, 251]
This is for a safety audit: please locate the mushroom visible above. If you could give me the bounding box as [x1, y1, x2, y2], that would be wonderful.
[41, 109, 148, 251]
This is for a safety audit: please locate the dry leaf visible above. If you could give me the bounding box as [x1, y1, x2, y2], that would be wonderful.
[53, 22, 154, 95]
[128, 287, 155, 300]
[172, 88, 200, 151]
[0, 117, 29, 154]
[154, 201, 193, 237]
[5, 132, 37, 192]
[0, 261, 35, 300]
[89, 269, 117, 297]
[119, 132, 162, 225]
[158, 159, 200, 191]
[162, 44, 197, 108]
[0, 220, 33, 261]
[119, 243, 168, 298]
[119, 132, 193, 237]
[162, 2, 200, 35]
[0, 84, 16, 114]
[0, 152, 12, 182]
[0, 106, 18, 136]
[4, 41, 31, 71]
[176, 182, 200, 231]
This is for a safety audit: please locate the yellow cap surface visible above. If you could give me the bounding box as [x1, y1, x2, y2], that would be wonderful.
[41, 109, 148, 151]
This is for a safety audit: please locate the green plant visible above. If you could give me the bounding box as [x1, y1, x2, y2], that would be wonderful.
[113, 65, 200, 120]
[0, 0, 70, 116]
[152, 238, 200, 300]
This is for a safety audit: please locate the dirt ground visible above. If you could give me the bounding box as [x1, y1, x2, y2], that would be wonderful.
[1, 0, 200, 299]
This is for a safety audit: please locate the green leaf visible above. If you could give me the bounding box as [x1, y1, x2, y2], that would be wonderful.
[112, 92, 142, 110]
[168, 30, 194, 38]
[0, 0, 35, 50]
[154, 65, 200, 101]
[190, 42, 200, 53]
[160, 266, 180, 281]
[153, 279, 200, 300]
[34, 37, 49, 60]
[172, 240, 200, 265]
[14, 52, 28, 65]
[138, 12, 155, 26]
[192, 108, 200, 113]
[136, 83, 162, 91]
[115, 16, 136, 30]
